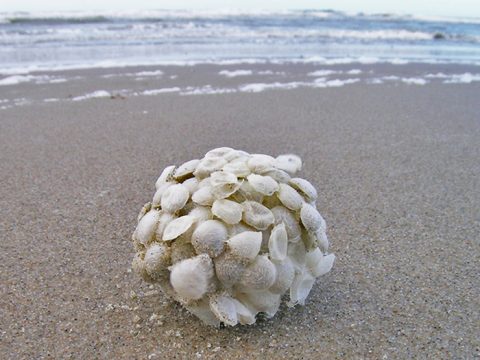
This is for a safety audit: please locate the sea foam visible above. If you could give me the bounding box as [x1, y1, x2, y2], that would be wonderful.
[218, 70, 253, 78]
[72, 90, 111, 101]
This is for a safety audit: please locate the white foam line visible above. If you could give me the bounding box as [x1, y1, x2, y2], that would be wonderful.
[35, 71, 479, 104]
[425, 72, 449, 78]
[0, 74, 68, 85]
[142, 87, 180, 95]
[180, 85, 237, 95]
[0, 75, 37, 85]
[239, 81, 306, 92]
[307, 70, 339, 77]
[135, 70, 164, 77]
[318, 78, 361, 87]
[72, 90, 111, 101]
[2, 56, 479, 76]
[346, 69, 362, 75]
[443, 73, 480, 83]
[239, 78, 360, 92]
[424, 72, 480, 83]
[135, 78, 363, 96]
[372, 76, 428, 85]
[218, 70, 253, 78]
[400, 77, 428, 85]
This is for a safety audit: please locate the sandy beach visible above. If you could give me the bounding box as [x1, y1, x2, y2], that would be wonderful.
[1, 63, 479, 359]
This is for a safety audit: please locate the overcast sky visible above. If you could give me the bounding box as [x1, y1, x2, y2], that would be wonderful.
[0, 0, 479, 18]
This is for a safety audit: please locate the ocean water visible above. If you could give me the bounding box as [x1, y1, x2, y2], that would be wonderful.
[0, 9, 480, 74]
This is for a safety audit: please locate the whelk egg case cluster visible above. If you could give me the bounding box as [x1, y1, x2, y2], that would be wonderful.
[131, 147, 335, 327]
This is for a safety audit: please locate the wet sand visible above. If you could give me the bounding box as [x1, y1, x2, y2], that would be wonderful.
[1, 65, 479, 359]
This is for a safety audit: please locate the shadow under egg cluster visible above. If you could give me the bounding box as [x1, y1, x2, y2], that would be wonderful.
[131, 147, 335, 327]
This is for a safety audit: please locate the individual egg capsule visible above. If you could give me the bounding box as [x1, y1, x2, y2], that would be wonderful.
[209, 293, 238, 326]
[238, 255, 277, 290]
[174, 159, 200, 181]
[169, 254, 215, 301]
[162, 215, 196, 241]
[155, 165, 176, 190]
[211, 199, 243, 224]
[271, 206, 302, 242]
[188, 205, 213, 222]
[161, 183, 190, 213]
[274, 154, 302, 175]
[193, 157, 227, 179]
[209, 171, 238, 187]
[268, 223, 288, 262]
[269, 258, 295, 294]
[214, 252, 246, 287]
[211, 180, 242, 200]
[246, 174, 279, 196]
[191, 186, 215, 206]
[247, 154, 275, 174]
[182, 177, 200, 195]
[236, 181, 264, 203]
[305, 248, 335, 278]
[144, 243, 171, 278]
[262, 168, 291, 184]
[191, 220, 228, 258]
[222, 159, 251, 177]
[204, 147, 235, 159]
[288, 271, 316, 307]
[223, 149, 250, 162]
[154, 211, 176, 240]
[226, 231, 262, 262]
[289, 178, 318, 202]
[277, 183, 304, 211]
[242, 201, 274, 230]
[300, 203, 325, 232]
[152, 182, 175, 206]
[133, 209, 160, 245]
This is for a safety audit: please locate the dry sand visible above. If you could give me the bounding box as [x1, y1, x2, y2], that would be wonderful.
[0, 65, 479, 359]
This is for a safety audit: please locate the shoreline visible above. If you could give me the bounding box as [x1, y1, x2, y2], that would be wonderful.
[2, 56, 480, 76]
[1, 62, 480, 111]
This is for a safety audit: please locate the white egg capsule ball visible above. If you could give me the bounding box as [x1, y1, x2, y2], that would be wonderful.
[131, 147, 335, 327]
